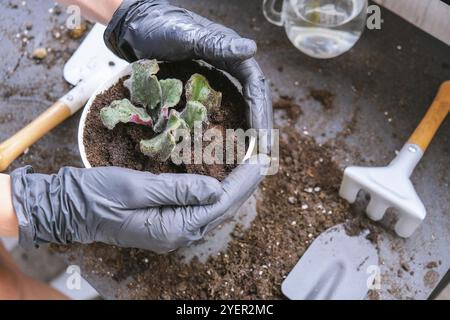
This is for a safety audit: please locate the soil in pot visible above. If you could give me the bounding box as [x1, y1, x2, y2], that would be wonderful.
[83, 60, 248, 181]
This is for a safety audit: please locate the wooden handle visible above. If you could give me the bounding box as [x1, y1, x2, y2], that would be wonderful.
[0, 101, 72, 172]
[408, 81, 450, 151]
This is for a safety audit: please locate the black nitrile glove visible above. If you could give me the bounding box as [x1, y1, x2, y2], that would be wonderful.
[11, 156, 268, 253]
[105, 0, 273, 150]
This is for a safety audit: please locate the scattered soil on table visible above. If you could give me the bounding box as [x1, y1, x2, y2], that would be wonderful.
[367, 290, 381, 300]
[344, 215, 380, 244]
[273, 96, 303, 123]
[310, 89, 335, 111]
[425, 261, 438, 269]
[63, 127, 367, 299]
[83, 60, 248, 181]
[424, 270, 439, 288]
[0, 113, 14, 124]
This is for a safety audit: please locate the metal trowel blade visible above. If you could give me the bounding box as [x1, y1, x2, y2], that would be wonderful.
[282, 223, 378, 300]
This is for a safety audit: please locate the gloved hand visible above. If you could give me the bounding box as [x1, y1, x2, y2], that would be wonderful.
[9, 1, 273, 254]
[104, 0, 273, 149]
[11, 157, 268, 253]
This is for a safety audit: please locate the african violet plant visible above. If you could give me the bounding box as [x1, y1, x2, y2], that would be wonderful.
[100, 59, 222, 161]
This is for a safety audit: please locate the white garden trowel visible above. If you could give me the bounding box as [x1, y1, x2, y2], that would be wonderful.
[282, 81, 450, 300]
[0, 24, 127, 172]
[340, 81, 450, 238]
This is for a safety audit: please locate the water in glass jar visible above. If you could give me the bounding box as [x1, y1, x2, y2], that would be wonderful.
[284, 0, 367, 59]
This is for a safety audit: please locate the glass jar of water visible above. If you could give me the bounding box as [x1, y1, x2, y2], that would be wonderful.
[263, 0, 368, 59]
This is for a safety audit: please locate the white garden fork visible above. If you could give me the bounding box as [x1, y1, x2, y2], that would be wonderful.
[340, 81, 450, 238]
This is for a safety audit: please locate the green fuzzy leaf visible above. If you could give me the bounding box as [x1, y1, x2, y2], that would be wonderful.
[140, 110, 188, 161]
[100, 99, 153, 130]
[145, 75, 163, 110]
[152, 106, 170, 133]
[160, 79, 183, 108]
[111, 64, 223, 162]
[185, 73, 222, 112]
[140, 132, 176, 162]
[166, 110, 189, 132]
[136, 59, 160, 75]
[124, 59, 162, 110]
[152, 79, 183, 133]
[180, 101, 208, 129]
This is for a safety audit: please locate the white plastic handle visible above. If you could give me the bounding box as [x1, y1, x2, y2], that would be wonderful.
[60, 71, 108, 115]
[388, 144, 424, 178]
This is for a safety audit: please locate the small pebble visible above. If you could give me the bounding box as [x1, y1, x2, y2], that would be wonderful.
[53, 30, 61, 39]
[32, 48, 47, 60]
[53, 5, 62, 15]
[69, 23, 88, 39]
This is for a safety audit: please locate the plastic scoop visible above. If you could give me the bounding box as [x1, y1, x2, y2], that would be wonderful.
[282, 224, 378, 300]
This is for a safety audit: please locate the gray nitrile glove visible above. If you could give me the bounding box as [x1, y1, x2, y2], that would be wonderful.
[104, 0, 273, 150]
[11, 156, 268, 253]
